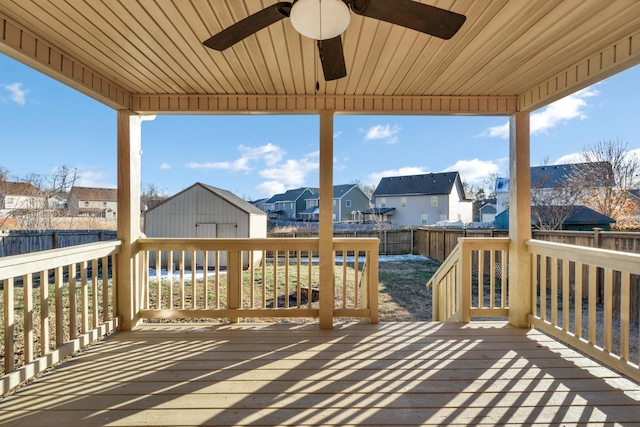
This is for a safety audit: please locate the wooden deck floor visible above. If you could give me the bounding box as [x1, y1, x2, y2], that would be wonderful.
[2, 321, 640, 426]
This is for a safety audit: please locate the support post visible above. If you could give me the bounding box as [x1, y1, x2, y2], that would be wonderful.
[508, 111, 532, 328]
[116, 111, 143, 331]
[319, 110, 334, 329]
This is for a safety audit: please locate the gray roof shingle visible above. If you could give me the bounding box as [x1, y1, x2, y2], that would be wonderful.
[372, 172, 461, 197]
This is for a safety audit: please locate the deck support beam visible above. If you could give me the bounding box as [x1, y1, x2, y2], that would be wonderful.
[318, 110, 335, 329]
[508, 111, 532, 328]
[116, 111, 143, 331]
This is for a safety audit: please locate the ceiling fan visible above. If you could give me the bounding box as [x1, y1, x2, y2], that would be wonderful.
[203, 0, 466, 81]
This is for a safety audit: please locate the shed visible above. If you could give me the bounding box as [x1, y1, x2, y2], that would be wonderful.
[144, 182, 267, 269]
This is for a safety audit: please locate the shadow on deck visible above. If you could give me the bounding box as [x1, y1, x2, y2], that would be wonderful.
[1, 321, 640, 426]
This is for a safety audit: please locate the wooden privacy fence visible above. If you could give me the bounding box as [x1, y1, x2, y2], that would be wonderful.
[415, 228, 508, 262]
[0, 230, 117, 258]
[270, 229, 418, 255]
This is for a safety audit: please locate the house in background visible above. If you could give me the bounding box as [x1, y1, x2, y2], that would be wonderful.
[0, 181, 47, 217]
[371, 172, 472, 227]
[495, 162, 612, 215]
[264, 187, 317, 221]
[300, 184, 370, 222]
[144, 182, 267, 269]
[68, 186, 118, 218]
[495, 205, 616, 231]
[478, 199, 497, 223]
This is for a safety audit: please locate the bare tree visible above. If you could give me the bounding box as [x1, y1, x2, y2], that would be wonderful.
[530, 168, 586, 230]
[47, 165, 81, 194]
[141, 183, 169, 211]
[351, 179, 376, 200]
[572, 139, 640, 229]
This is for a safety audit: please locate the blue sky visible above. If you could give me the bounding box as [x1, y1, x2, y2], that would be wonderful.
[1, 52, 639, 200]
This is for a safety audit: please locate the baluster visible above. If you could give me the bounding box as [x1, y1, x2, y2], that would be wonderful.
[562, 259, 569, 332]
[23, 273, 33, 365]
[4, 278, 15, 374]
[588, 265, 597, 345]
[575, 262, 583, 339]
[92, 259, 99, 329]
[603, 268, 613, 353]
[81, 261, 89, 334]
[621, 272, 630, 361]
[203, 250, 209, 309]
[40, 269, 50, 356]
[69, 263, 77, 340]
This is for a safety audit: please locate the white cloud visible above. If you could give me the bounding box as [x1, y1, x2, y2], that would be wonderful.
[480, 87, 599, 139]
[552, 152, 582, 165]
[77, 168, 115, 188]
[444, 158, 502, 184]
[365, 166, 429, 187]
[258, 152, 319, 193]
[364, 124, 401, 144]
[160, 162, 171, 170]
[187, 158, 250, 172]
[3, 83, 27, 106]
[255, 180, 286, 196]
[238, 143, 284, 167]
[554, 147, 640, 166]
[186, 142, 285, 172]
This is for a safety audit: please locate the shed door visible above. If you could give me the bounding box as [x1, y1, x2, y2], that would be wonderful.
[196, 223, 238, 268]
[196, 223, 216, 267]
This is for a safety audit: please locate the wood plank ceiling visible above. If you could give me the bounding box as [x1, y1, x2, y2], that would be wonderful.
[1, 0, 640, 114]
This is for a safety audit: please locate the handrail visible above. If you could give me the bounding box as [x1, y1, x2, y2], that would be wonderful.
[428, 237, 510, 322]
[137, 237, 379, 323]
[527, 239, 640, 382]
[1, 240, 121, 395]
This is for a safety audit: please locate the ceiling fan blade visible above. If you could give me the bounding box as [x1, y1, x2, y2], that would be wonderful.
[350, 0, 466, 40]
[318, 36, 347, 81]
[203, 2, 292, 50]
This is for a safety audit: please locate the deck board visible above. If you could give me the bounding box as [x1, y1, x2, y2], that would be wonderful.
[1, 321, 640, 426]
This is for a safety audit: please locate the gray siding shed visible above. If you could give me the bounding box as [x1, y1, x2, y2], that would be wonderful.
[144, 183, 267, 269]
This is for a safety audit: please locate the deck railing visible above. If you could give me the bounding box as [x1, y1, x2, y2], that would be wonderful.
[430, 237, 640, 382]
[137, 237, 379, 323]
[0, 240, 121, 394]
[528, 239, 640, 382]
[427, 237, 510, 322]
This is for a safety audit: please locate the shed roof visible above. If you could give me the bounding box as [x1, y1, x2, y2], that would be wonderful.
[373, 172, 462, 197]
[147, 182, 266, 216]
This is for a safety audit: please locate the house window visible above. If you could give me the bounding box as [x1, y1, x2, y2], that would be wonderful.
[346, 200, 351, 207]
[333, 200, 336, 206]
[440, 214, 447, 221]
[379, 198, 386, 208]
[290, 202, 294, 209]
[431, 196, 438, 207]
[85, 201, 90, 207]
[103, 202, 107, 206]
[401, 197, 407, 207]
[5, 197, 13, 206]
[421, 214, 428, 225]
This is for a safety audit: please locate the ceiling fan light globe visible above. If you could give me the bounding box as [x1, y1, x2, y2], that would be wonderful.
[290, 0, 350, 40]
